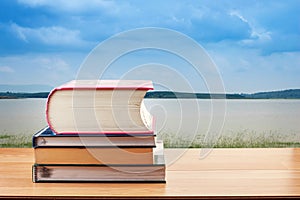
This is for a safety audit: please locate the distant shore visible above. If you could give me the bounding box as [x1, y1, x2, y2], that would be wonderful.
[0, 89, 300, 99]
[0, 96, 20, 99]
[0, 92, 49, 99]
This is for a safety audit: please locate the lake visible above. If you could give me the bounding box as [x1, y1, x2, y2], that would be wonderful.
[0, 98, 299, 143]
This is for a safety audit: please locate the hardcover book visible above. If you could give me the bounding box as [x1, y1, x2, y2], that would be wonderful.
[33, 141, 165, 182]
[33, 127, 156, 148]
[32, 80, 166, 183]
[46, 80, 154, 134]
[34, 146, 154, 165]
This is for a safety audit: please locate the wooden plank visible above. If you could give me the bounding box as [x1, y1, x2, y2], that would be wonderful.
[0, 148, 299, 199]
[0, 148, 33, 163]
[165, 148, 300, 170]
[166, 170, 300, 196]
[1, 170, 299, 197]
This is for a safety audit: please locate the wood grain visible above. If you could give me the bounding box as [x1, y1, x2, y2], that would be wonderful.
[0, 148, 299, 199]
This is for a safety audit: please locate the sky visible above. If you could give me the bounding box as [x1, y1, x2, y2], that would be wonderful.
[0, 0, 299, 93]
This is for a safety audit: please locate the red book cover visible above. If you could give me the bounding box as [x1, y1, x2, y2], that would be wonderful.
[53, 80, 153, 90]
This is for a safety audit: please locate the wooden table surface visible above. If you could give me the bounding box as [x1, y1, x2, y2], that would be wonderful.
[0, 148, 299, 199]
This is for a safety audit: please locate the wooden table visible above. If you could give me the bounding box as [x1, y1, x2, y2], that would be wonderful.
[0, 148, 299, 199]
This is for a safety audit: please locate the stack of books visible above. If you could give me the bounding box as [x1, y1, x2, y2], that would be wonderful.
[32, 80, 166, 182]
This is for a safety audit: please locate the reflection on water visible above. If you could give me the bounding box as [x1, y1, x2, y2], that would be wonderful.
[0, 99, 300, 141]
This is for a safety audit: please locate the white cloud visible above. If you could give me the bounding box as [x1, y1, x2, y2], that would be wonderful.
[33, 57, 70, 71]
[229, 11, 248, 24]
[207, 42, 300, 92]
[229, 10, 272, 44]
[0, 66, 14, 73]
[11, 23, 89, 47]
[0, 53, 86, 85]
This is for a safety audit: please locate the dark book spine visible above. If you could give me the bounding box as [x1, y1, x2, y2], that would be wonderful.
[32, 165, 37, 183]
[32, 127, 55, 148]
[32, 137, 37, 148]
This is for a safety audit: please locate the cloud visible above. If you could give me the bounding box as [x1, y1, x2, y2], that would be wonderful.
[229, 11, 267, 40]
[0, 53, 86, 85]
[10, 23, 90, 47]
[188, 10, 252, 42]
[207, 43, 300, 92]
[5, 0, 296, 55]
[229, 0, 300, 54]
[33, 57, 70, 71]
[0, 0, 298, 92]
[15, 1, 254, 43]
[0, 66, 14, 73]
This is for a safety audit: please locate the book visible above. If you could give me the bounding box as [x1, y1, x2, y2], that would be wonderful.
[32, 141, 165, 182]
[33, 127, 156, 147]
[34, 146, 154, 165]
[46, 80, 154, 134]
[32, 79, 166, 183]
[32, 159, 165, 183]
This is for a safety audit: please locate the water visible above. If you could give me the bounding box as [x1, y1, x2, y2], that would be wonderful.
[0, 99, 300, 142]
[144, 99, 300, 134]
[0, 99, 47, 134]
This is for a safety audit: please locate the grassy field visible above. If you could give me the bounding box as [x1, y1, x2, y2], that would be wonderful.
[0, 134, 32, 147]
[0, 131, 299, 148]
[160, 131, 300, 148]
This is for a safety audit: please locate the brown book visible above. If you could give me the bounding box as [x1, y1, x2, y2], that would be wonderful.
[34, 147, 153, 165]
[32, 141, 165, 182]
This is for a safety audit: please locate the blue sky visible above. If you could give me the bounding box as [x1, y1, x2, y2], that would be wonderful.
[0, 0, 299, 93]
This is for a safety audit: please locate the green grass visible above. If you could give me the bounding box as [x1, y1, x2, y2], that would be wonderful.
[0, 130, 299, 148]
[0, 134, 32, 147]
[0, 135, 11, 139]
[159, 130, 300, 148]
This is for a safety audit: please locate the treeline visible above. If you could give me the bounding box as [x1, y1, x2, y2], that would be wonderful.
[1, 89, 300, 99]
[0, 92, 49, 99]
[242, 89, 300, 99]
[145, 89, 300, 99]
[144, 91, 245, 99]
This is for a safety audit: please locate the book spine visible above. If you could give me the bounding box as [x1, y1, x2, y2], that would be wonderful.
[32, 165, 37, 183]
[32, 137, 37, 148]
[32, 127, 49, 148]
[32, 127, 55, 148]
